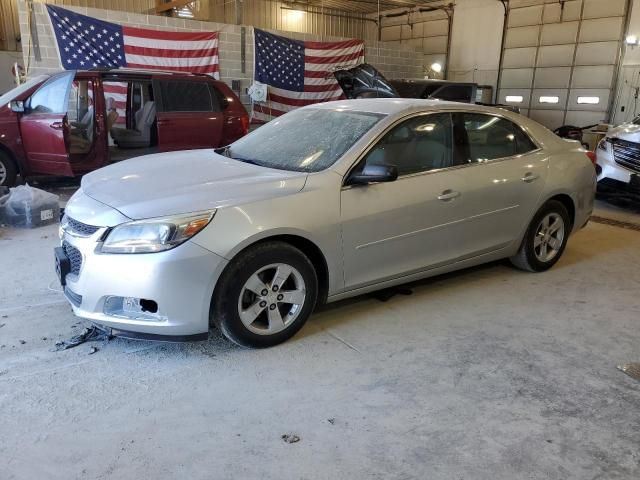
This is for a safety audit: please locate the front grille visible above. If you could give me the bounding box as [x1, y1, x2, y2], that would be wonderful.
[63, 216, 100, 237]
[62, 241, 83, 275]
[611, 138, 640, 174]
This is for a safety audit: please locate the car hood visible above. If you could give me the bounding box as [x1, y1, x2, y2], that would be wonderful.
[81, 149, 308, 219]
[334, 63, 398, 99]
[607, 122, 640, 143]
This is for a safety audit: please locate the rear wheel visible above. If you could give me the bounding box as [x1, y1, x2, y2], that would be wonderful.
[0, 152, 17, 187]
[211, 242, 318, 348]
[510, 200, 570, 272]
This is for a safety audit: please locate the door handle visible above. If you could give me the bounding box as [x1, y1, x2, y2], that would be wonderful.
[50, 122, 64, 130]
[521, 173, 539, 183]
[437, 189, 461, 201]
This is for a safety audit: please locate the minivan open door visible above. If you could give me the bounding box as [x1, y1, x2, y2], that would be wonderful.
[18, 71, 75, 176]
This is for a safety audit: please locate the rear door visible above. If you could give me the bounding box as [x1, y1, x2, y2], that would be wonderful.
[451, 112, 548, 256]
[154, 78, 223, 151]
[18, 71, 75, 176]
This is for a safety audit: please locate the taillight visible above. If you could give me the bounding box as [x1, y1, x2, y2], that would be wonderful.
[585, 151, 597, 165]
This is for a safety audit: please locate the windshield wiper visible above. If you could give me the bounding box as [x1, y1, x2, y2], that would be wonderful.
[214, 146, 231, 157]
[232, 157, 262, 166]
[213, 146, 261, 166]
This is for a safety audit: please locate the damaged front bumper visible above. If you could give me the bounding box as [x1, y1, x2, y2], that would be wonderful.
[58, 225, 228, 340]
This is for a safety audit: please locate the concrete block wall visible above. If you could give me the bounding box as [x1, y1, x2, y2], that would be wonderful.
[17, 1, 424, 109]
[376, 6, 450, 78]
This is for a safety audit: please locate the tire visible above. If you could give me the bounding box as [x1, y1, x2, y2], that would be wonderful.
[0, 152, 17, 188]
[211, 241, 318, 348]
[510, 200, 571, 272]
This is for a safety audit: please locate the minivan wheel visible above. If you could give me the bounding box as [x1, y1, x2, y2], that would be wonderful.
[0, 152, 17, 187]
[211, 241, 318, 348]
[510, 200, 570, 272]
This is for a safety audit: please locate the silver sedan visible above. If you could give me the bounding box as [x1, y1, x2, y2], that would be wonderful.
[57, 99, 596, 347]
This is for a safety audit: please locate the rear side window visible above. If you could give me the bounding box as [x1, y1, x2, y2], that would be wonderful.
[157, 80, 218, 112]
[454, 113, 537, 163]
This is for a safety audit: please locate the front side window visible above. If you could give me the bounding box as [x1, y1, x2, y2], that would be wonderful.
[227, 108, 383, 172]
[28, 72, 74, 114]
[455, 113, 537, 163]
[360, 113, 453, 176]
[158, 80, 215, 112]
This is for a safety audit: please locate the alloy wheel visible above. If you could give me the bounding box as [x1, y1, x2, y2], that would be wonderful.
[237, 263, 307, 335]
[534, 213, 565, 263]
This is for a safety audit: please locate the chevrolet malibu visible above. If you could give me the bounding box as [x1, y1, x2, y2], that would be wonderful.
[56, 99, 596, 348]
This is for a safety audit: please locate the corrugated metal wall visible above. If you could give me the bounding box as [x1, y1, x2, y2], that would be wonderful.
[4, 0, 378, 52]
[1, 0, 20, 51]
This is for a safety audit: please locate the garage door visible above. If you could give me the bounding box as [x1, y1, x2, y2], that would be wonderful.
[497, 0, 629, 130]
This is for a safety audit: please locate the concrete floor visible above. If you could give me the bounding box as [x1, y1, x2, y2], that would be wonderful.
[1, 202, 640, 479]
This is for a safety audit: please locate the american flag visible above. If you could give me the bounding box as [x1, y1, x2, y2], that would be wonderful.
[252, 29, 364, 122]
[46, 5, 219, 77]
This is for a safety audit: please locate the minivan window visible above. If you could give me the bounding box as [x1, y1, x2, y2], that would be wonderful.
[456, 113, 537, 163]
[28, 73, 73, 114]
[158, 81, 214, 112]
[227, 108, 384, 172]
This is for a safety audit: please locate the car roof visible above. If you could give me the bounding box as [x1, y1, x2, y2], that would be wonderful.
[77, 68, 215, 79]
[308, 98, 510, 116]
[309, 98, 564, 149]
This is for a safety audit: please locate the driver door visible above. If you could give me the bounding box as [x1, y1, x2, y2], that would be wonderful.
[18, 71, 75, 176]
[340, 113, 470, 290]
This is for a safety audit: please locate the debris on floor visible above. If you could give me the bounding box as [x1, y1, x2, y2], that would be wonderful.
[281, 434, 300, 444]
[88, 346, 99, 355]
[617, 363, 640, 381]
[19, 340, 26, 345]
[327, 418, 335, 425]
[54, 325, 113, 352]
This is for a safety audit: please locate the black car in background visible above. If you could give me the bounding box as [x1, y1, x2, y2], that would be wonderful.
[334, 63, 519, 113]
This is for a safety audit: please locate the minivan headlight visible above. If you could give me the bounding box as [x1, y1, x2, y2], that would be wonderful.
[101, 210, 216, 254]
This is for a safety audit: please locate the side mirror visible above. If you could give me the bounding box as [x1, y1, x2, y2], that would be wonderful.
[347, 164, 398, 185]
[9, 100, 25, 113]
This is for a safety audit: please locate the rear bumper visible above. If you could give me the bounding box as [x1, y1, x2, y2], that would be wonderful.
[61, 233, 228, 337]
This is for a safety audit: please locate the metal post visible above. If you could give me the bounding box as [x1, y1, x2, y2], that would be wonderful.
[495, 0, 509, 104]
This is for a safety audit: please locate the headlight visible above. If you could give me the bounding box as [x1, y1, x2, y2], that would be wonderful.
[597, 138, 609, 151]
[101, 210, 216, 254]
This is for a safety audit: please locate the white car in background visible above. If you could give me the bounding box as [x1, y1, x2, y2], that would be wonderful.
[596, 116, 640, 193]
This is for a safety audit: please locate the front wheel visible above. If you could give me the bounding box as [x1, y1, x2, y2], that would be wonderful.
[211, 242, 318, 348]
[510, 200, 570, 272]
[0, 152, 17, 187]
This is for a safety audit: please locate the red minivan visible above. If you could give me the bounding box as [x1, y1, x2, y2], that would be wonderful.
[0, 69, 249, 187]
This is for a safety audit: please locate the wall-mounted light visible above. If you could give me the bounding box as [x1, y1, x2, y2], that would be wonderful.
[626, 34, 638, 46]
[431, 62, 443, 73]
[287, 9, 304, 22]
[577, 96, 600, 105]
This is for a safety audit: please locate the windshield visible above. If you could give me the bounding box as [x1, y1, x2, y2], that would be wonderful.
[227, 108, 384, 172]
[0, 75, 49, 108]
